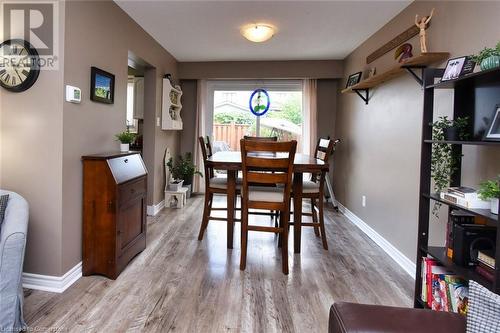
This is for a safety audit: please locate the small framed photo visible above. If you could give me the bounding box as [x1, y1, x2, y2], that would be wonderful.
[441, 56, 476, 81]
[346, 72, 362, 88]
[90, 67, 115, 104]
[485, 105, 500, 141]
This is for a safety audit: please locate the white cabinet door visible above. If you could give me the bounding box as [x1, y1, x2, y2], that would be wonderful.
[133, 77, 144, 119]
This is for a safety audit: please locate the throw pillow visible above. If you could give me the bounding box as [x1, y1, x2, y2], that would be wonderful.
[0, 194, 9, 231]
[467, 280, 500, 333]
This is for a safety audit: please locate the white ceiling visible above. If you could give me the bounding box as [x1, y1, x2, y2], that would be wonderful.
[115, 1, 411, 62]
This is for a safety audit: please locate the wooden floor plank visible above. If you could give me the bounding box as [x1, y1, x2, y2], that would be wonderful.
[23, 194, 413, 332]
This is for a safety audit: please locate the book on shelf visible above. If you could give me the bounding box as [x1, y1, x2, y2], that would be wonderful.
[477, 250, 495, 269]
[475, 264, 495, 282]
[447, 187, 478, 200]
[421, 256, 469, 314]
[440, 192, 490, 209]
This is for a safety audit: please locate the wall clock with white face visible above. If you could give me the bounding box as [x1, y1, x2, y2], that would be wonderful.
[0, 39, 40, 92]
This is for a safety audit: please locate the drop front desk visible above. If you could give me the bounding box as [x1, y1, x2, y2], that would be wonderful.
[82, 151, 147, 279]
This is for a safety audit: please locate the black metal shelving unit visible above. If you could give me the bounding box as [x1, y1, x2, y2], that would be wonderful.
[414, 67, 500, 309]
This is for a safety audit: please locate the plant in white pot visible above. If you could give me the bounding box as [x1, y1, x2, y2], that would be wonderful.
[167, 153, 202, 197]
[115, 129, 136, 152]
[478, 179, 500, 214]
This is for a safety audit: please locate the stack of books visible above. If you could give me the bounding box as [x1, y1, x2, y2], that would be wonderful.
[446, 209, 475, 259]
[440, 187, 490, 209]
[475, 250, 496, 282]
[421, 257, 468, 314]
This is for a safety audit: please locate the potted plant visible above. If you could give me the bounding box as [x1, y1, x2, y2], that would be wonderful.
[478, 179, 500, 214]
[430, 116, 470, 142]
[429, 116, 464, 216]
[472, 42, 500, 71]
[115, 129, 136, 152]
[167, 153, 202, 197]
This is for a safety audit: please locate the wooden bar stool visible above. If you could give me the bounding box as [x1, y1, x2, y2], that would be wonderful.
[197, 136, 240, 243]
[292, 138, 335, 250]
[240, 139, 296, 274]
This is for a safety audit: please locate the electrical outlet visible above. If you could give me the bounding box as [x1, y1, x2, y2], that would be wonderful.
[156, 117, 161, 127]
[362, 195, 366, 207]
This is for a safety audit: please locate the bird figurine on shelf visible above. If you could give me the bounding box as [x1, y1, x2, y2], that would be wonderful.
[394, 43, 413, 63]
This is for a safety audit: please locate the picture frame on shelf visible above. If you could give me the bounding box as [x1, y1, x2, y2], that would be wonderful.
[441, 56, 476, 82]
[484, 105, 500, 141]
[90, 67, 115, 104]
[345, 71, 362, 88]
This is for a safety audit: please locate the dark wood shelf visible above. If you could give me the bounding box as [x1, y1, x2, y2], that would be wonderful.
[423, 140, 500, 146]
[426, 67, 500, 89]
[423, 246, 494, 291]
[341, 52, 449, 93]
[423, 193, 498, 222]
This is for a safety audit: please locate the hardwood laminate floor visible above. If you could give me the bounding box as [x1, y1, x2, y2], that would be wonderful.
[24, 195, 413, 332]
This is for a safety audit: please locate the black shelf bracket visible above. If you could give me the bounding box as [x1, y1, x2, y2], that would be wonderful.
[353, 89, 369, 105]
[403, 66, 425, 86]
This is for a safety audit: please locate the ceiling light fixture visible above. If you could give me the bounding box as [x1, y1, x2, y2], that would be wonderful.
[240, 23, 275, 43]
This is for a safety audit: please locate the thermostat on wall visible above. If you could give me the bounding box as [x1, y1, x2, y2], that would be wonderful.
[66, 85, 81, 103]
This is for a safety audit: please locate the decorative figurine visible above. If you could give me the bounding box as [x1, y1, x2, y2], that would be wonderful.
[415, 8, 435, 53]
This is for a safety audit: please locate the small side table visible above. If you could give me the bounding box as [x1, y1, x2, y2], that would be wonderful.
[164, 187, 188, 208]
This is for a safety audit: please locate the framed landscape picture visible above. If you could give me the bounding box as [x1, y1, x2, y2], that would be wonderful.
[346, 72, 362, 89]
[90, 67, 115, 104]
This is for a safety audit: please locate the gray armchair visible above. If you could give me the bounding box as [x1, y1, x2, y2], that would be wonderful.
[0, 190, 28, 332]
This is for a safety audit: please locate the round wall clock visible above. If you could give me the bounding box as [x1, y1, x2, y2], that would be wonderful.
[249, 88, 270, 116]
[0, 39, 40, 92]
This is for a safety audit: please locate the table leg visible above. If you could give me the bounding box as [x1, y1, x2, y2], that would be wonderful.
[227, 170, 236, 249]
[293, 172, 303, 253]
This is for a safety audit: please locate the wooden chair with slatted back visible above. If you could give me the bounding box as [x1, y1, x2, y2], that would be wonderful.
[197, 136, 240, 241]
[292, 138, 335, 250]
[240, 139, 297, 274]
[243, 136, 278, 142]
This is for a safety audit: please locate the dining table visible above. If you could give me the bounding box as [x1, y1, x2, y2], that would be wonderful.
[206, 151, 329, 253]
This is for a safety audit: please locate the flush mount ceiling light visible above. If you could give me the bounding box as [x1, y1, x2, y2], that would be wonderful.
[240, 24, 276, 43]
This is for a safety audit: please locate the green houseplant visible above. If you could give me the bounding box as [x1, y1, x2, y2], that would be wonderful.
[167, 153, 202, 197]
[115, 129, 136, 152]
[429, 116, 465, 217]
[472, 42, 500, 71]
[478, 178, 500, 214]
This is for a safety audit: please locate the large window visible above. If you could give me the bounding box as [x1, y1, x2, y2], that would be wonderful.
[207, 80, 304, 152]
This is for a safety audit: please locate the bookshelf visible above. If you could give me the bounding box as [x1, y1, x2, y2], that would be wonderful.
[414, 67, 500, 309]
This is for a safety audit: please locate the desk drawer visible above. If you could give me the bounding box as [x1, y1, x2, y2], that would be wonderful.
[119, 177, 146, 204]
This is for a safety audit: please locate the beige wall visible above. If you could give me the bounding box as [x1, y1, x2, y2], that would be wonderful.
[61, 0, 179, 273]
[0, 2, 66, 275]
[179, 60, 343, 80]
[334, 0, 500, 263]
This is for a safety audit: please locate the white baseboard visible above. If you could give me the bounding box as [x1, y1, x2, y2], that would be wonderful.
[23, 262, 82, 293]
[147, 199, 165, 216]
[335, 200, 416, 279]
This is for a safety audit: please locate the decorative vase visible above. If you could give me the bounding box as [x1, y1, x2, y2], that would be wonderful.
[120, 143, 129, 152]
[491, 198, 499, 215]
[480, 55, 500, 71]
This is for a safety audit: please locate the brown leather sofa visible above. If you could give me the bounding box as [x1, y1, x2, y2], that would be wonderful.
[329, 302, 466, 333]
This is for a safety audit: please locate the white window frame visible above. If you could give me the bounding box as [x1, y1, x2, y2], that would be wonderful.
[206, 79, 304, 149]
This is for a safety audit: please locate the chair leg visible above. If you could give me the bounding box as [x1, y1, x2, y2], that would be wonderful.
[311, 198, 320, 237]
[318, 195, 328, 250]
[281, 210, 289, 275]
[277, 211, 283, 248]
[198, 191, 212, 240]
[240, 202, 248, 271]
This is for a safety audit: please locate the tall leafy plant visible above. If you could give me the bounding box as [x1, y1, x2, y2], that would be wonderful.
[430, 116, 462, 217]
